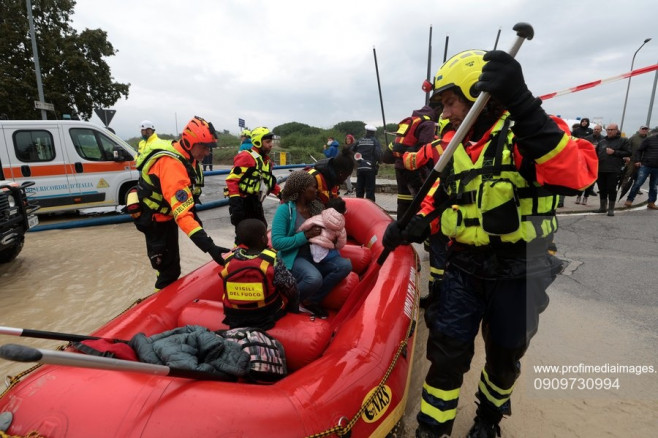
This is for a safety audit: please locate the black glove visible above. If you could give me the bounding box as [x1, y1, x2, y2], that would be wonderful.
[228, 196, 245, 226]
[383, 221, 405, 250]
[207, 245, 226, 266]
[403, 214, 431, 244]
[190, 230, 228, 265]
[475, 50, 541, 119]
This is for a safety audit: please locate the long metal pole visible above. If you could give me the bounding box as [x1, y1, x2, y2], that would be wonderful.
[443, 35, 449, 63]
[26, 0, 46, 120]
[372, 46, 389, 145]
[425, 26, 433, 106]
[646, 60, 658, 127]
[620, 38, 651, 133]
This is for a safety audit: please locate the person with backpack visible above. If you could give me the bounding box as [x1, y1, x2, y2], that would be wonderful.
[132, 116, 228, 290]
[220, 218, 298, 330]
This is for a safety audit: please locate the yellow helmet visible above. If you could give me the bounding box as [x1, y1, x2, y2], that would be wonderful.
[241, 129, 251, 138]
[431, 50, 486, 105]
[250, 127, 274, 148]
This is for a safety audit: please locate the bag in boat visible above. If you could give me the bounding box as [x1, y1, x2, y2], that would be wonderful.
[219, 327, 287, 382]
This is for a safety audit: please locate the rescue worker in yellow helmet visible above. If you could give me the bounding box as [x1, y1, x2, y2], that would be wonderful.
[226, 127, 281, 234]
[134, 116, 229, 290]
[137, 120, 160, 156]
[383, 50, 598, 437]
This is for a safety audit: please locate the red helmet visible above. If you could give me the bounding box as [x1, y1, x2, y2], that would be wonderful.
[180, 116, 217, 150]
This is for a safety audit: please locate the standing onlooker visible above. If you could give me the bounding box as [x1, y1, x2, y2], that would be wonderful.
[576, 124, 604, 204]
[137, 120, 160, 156]
[342, 134, 356, 194]
[625, 125, 651, 190]
[595, 123, 631, 216]
[202, 145, 214, 172]
[226, 127, 281, 232]
[238, 129, 253, 151]
[352, 124, 382, 202]
[572, 117, 593, 139]
[323, 137, 339, 159]
[624, 128, 658, 210]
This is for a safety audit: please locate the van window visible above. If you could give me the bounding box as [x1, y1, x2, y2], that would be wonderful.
[13, 130, 56, 162]
[70, 128, 122, 161]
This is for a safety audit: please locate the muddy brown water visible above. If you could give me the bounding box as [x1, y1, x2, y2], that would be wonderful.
[0, 212, 656, 437]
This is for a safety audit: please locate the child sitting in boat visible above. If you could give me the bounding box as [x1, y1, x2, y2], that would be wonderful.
[220, 218, 299, 330]
[298, 197, 347, 263]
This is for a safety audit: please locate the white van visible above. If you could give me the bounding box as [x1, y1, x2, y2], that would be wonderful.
[0, 120, 139, 214]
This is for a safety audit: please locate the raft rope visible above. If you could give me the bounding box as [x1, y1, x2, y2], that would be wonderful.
[0, 431, 46, 438]
[304, 263, 421, 438]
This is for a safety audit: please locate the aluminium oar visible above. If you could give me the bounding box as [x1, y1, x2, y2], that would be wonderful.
[0, 325, 128, 344]
[0, 344, 230, 381]
[377, 22, 535, 265]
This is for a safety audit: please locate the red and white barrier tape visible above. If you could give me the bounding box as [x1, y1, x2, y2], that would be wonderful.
[538, 64, 658, 101]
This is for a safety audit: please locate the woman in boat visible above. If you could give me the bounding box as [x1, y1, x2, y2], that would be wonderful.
[271, 171, 352, 318]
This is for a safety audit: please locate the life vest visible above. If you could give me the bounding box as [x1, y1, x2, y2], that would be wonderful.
[136, 141, 203, 216]
[438, 115, 558, 247]
[220, 248, 281, 311]
[306, 167, 338, 204]
[237, 150, 276, 195]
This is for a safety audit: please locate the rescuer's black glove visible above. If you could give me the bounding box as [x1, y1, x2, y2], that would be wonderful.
[403, 214, 431, 244]
[190, 230, 228, 265]
[475, 50, 541, 120]
[383, 221, 405, 251]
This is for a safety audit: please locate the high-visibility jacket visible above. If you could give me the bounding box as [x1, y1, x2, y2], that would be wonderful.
[220, 248, 282, 311]
[420, 114, 597, 247]
[136, 141, 204, 236]
[137, 132, 161, 156]
[402, 118, 451, 171]
[225, 149, 280, 198]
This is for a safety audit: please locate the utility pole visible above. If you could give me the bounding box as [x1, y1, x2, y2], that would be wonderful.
[26, 0, 47, 120]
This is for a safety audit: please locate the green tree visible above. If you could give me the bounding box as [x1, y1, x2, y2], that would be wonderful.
[0, 0, 129, 120]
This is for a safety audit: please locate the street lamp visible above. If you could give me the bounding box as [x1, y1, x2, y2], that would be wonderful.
[620, 38, 652, 134]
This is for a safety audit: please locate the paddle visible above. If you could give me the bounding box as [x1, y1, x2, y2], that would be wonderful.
[0, 325, 128, 344]
[0, 344, 231, 381]
[376, 22, 535, 266]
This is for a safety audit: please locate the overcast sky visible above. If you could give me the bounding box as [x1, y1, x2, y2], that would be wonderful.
[70, 0, 658, 140]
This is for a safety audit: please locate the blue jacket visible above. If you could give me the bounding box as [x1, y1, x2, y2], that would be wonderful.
[323, 140, 339, 158]
[271, 201, 309, 269]
[239, 139, 254, 151]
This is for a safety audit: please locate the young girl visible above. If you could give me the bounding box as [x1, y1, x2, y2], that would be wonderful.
[298, 197, 347, 263]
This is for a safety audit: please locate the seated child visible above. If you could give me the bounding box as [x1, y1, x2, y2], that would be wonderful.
[220, 218, 298, 330]
[298, 197, 347, 263]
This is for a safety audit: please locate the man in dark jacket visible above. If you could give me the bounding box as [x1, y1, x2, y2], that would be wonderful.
[595, 123, 631, 216]
[623, 129, 658, 209]
[352, 124, 383, 201]
[572, 117, 593, 138]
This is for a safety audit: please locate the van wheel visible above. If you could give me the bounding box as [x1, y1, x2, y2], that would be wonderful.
[119, 183, 138, 206]
[0, 237, 24, 264]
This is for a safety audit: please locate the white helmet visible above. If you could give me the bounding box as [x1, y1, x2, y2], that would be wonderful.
[364, 124, 376, 132]
[140, 120, 155, 130]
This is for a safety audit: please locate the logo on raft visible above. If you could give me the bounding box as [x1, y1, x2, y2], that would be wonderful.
[361, 384, 392, 423]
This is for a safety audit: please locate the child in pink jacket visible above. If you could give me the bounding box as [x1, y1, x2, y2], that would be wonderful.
[298, 198, 347, 263]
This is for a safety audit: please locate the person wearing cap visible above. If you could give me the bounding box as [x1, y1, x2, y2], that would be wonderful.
[133, 116, 228, 290]
[137, 120, 160, 156]
[238, 129, 253, 151]
[226, 126, 281, 235]
[351, 124, 383, 201]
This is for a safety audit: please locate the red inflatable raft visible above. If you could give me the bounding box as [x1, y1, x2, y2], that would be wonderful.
[0, 198, 420, 437]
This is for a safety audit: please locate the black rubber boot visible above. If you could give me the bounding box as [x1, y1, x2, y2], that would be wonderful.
[607, 206, 615, 216]
[467, 392, 504, 438]
[596, 198, 607, 213]
[467, 416, 501, 438]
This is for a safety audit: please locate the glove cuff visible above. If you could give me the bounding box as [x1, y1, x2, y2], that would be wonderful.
[507, 91, 542, 120]
[190, 230, 214, 253]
